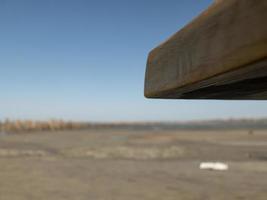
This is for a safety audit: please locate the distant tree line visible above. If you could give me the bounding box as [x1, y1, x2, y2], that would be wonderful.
[0, 119, 87, 133]
[1, 118, 267, 133]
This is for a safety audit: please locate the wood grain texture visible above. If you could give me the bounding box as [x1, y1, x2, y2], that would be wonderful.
[145, 0, 267, 99]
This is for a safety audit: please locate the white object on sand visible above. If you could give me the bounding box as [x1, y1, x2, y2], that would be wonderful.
[200, 162, 229, 171]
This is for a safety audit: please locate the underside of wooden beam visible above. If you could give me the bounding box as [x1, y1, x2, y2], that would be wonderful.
[145, 0, 267, 100]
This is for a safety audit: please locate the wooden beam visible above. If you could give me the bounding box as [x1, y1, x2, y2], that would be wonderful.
[145, 0, 267, 100]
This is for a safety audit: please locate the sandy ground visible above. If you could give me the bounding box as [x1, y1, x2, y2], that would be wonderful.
[0, 129, 267, 200]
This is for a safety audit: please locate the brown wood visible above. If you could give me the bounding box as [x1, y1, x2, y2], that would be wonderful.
[145, 0, 267, 100]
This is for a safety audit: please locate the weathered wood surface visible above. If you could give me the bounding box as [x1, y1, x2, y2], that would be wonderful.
[145, 0, 267, 99]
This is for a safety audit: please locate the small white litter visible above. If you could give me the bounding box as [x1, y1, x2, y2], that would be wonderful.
[200, 162, 229, 171]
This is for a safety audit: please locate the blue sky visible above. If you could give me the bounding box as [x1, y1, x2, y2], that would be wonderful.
[1, 0, 267, 122]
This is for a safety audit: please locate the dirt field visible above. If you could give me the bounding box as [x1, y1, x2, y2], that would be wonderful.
[0, 129, 266, 200]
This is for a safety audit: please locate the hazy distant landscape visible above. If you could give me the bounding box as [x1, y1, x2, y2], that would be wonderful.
[2, 118, 267, 133]
[0, 119, 267, 200]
